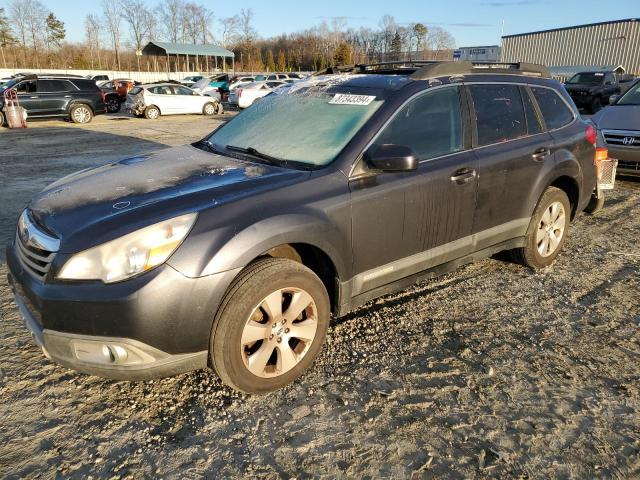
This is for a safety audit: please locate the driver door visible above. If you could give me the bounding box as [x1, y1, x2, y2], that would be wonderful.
[349, 85, 478, 296]
[172, 85, 203, 114]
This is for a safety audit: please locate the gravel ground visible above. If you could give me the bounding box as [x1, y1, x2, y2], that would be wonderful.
[1, 116, 639, 479]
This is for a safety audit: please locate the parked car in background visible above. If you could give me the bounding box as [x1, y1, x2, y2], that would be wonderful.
[180, 75, 205, 87]
[229, 76, 255, 91]
[125, 83, 223, 119]
[228, 80, 286, 108]
[0, 74, 105, 124]
[191, 73, 230, 97]
[6, 62, 606, 393]
[86, 74, 110, 83]
[564, 71, 620, 113]
[591, 79, 640, 176]
[97, 79, 140, 113]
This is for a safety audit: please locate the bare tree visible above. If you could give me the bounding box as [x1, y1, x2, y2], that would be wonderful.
[219, 15, 239, 47]
[159, 0, 184, 43]
[0, 7, 16, 68]
[120, 0, 154, 70]
[102, 0, 122, 70]
[85, 14, 102, 69]
[239, 8, 256, 45]
[10, 0, 46, 68]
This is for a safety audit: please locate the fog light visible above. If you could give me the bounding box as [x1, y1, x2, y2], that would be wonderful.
[71, 339, 156, 366]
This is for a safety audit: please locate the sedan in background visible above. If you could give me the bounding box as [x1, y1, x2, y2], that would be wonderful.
[125, 83, 223, 119]
[228, 80, 286, 108]
[180, 75, 205, 87]
[591, 79, 640, 177]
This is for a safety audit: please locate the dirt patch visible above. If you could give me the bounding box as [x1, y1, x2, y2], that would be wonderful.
[1, 182, 639, 478]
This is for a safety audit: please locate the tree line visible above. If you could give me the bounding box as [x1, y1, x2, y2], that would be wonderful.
[0, 0, 457, 73]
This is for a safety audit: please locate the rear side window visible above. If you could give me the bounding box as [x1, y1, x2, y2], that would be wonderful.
[521, 87, 543, 135]
[149, 86, 173, 95]
[470, 84, 526, 146]
[375, 86, 464, 161]
[129, 87, 142, 95]
[37, 80, 71, 92]
[531, 87, 574, 130]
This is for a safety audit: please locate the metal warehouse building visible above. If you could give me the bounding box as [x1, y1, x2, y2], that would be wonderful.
[501, 18, 640, 74]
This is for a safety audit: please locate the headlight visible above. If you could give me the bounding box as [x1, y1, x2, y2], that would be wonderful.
[57, 213, 197, 283]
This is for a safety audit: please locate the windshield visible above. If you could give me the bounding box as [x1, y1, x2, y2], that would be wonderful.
[206, 86, 384, 167]
[616, 81, 640, 106]
[567, 73, 605, 85]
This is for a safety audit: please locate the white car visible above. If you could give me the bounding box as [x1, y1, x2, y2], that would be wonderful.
[228, 76, 255, 92]
[228, 81, 286, 109]
[125, 83, 223, 119]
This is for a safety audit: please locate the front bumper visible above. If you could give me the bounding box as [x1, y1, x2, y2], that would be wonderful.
[569, 93, 593, 108]
[6, 243, 241, 380]
[606, 146, 640, 176]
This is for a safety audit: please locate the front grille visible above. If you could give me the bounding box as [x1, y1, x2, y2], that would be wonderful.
[603, 129, 640, 148]
[15, 210, 59, 280]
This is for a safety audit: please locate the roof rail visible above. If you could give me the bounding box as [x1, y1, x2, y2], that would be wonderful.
[410, 61, 550, 79]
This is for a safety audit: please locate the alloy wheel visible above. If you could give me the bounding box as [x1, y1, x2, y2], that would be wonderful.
[536, 201, 566, 257]
[241, 287, 318, 378]
[73, 106, 91, 123]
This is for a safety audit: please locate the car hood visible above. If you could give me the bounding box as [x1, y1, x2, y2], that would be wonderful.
[591, 105, 640, 131]
[28, 144, 309, 252]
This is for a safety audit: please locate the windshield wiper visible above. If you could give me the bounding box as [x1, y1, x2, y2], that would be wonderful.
[225, 145, 285, 165]
[195, 139, 226, 155]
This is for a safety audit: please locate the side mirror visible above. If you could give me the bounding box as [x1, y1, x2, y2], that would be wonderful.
[364, 144, 418, 172]
[609, 94, 620, 105]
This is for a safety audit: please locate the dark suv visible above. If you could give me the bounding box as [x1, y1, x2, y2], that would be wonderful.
[7, 61, 604, 393]
[1, 74, 105, 125]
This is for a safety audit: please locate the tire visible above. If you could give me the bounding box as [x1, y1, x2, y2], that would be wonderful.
[0, 111, 5, 127]
[511, 186, 571, 269]
[105, 96, 121, 113]
[69, 104, 93, 124]
[215, 101, 224, 114]
[584, 192, 605, 214]
[202, 102, 216, 116]
[211, 257, 330, 394]
[589, 96, 602, 114]
[144, 105, 160, 119]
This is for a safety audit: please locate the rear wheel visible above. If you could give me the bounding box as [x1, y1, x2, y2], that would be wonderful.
[584, 192, 605, 214]
[69, 104, 93, 124]
[0, 111, 5, 127]
[144, 105, 160, 119]
[511, 187, 571, 269]
[105, 96, 121, 113]
[211, 258, 330, 394]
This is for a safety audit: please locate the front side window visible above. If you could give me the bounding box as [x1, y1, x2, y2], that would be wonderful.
[173, 86, 194, 96]
[531, 87, 574, 130]
[470, 84, 526, 146]
[207, 87, 384, 167]
[14, 80, 37, 94]
[374, 86, 464, 161]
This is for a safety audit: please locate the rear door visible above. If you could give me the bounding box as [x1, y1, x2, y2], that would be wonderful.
[350, 85, 478, 295]
[147, 85, 175, 114]
[469, 82, 551, 248]
[36, 79, 73, 115]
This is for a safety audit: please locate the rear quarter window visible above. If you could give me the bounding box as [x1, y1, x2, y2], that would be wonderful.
[71, 80, 99, 91]
[37, 79, 72, 92]
[531, 87, 574, 130]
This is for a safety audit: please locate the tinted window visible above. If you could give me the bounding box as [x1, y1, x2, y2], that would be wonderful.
[38, 80, 70, 92]
[14, 80, 37, 94]
[376, 86, 463, 160]
[604, 73, 615, 84]
[470, 84, 526, 145]
[521, 87, 543, 135]
[531, 87, 574, 130]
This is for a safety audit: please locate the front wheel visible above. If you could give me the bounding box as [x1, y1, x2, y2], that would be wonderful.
[511, 186, 571, 269]
[202, 102, 216, 116]
[69, 104, 93, 124]
[211, 258, 330, 394]
[589, 96, 602, 114]
[584, 192, 605, 214]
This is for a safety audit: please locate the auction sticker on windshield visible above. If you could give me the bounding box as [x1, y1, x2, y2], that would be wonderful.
[329, 94, 377, 106]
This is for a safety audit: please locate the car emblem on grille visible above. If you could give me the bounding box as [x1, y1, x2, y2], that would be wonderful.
[623, 137, 635, 146]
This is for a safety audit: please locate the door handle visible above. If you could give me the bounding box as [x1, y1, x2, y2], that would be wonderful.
[450, 168, 476, 184]
[532, 148, 550, 162]
[29, 96, 39, 99]
[64, 95, 72, 98]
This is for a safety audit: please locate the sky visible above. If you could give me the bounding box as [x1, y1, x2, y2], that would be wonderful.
[2, 0, 639, 47]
